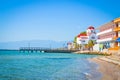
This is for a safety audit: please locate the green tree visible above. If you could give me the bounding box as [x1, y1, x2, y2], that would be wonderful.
[73, 43, 79, 50]
[80, 31, 86, 34]
[88, 40, 94, 51]
[73, 36, 79, 50]
[74, 36, 77, 43]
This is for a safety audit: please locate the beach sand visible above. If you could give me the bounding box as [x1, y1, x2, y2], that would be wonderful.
[90, 58, 120, 80]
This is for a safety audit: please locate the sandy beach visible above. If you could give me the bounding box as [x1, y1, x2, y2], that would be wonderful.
[90, 58, 120, 80]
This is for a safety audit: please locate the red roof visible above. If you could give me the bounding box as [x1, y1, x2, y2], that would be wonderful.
[77, 33, 87, 37]
[88, 26, 94, 29]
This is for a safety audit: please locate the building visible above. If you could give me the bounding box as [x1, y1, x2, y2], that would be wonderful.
[67, 42, 73, 50]
[77, 33, 88, 45]
[76, 26, 97, 45]
[96, 21, 115, 50]
[86, 26, 97, 41]
[96, 17, 120, 51]
[113, 18, 120, 50]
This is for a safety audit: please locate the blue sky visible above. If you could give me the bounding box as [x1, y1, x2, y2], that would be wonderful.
[0, 0, 120, 42]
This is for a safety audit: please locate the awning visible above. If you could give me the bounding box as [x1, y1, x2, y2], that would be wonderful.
[116, 37, 120, 42]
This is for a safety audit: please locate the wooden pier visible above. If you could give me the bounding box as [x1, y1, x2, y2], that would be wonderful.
[19, 47, 78, 53]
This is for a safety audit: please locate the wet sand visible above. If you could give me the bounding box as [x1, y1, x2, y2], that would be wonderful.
[90, 58, 120, 80]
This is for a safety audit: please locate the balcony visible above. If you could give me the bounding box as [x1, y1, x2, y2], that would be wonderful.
[114, 18, 120, 23]
[114, 27, 120, 31]
[113, 36, 118, 40]
[109, 46, 120, 51]
[97, 29, 112, 35]
[97, 37, 113, 43]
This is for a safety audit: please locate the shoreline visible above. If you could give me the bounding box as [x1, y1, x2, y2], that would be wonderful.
[89, 57, 120, 80]
[74, 50, 112, 56]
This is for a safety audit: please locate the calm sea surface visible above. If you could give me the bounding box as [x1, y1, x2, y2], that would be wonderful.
[0, 51, 102, 80]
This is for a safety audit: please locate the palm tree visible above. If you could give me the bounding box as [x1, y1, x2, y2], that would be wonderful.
[73, 36, 77, 50]
[88, 40, 94, 51]
[73, 36, 77, 43]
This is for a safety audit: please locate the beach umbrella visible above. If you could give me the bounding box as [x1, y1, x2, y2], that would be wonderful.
[116, 37, 120, 42]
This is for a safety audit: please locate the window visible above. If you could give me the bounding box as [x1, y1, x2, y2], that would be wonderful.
[118, 42, 120, 46]
[118, 31, 120, 37]
[118, 22, 120, 27]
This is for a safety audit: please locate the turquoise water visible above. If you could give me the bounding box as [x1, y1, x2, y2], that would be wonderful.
[0, 51, 102, 80]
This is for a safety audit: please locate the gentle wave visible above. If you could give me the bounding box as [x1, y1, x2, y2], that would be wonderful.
[0, 51, 101, 80]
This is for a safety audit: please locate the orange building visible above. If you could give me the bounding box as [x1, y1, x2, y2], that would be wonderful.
[113, 18, 120, 50]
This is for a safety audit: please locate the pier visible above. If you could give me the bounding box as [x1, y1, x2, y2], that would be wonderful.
[19, 47, 78, 53]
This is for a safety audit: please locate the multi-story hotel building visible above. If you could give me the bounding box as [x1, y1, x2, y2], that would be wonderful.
[97, 21, 116, 49]
[97, 17, 120, 51]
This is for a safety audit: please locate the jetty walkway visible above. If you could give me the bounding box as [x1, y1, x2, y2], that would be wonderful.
[19, 47, 78, 53]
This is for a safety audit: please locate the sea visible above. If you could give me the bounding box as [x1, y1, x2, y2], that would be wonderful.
[0, 50, 102, 80]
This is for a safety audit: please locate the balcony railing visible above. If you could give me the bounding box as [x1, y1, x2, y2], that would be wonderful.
[108, 46, 120, 50]
[113, 36, 118, 40]
[114, 27, 120, 31]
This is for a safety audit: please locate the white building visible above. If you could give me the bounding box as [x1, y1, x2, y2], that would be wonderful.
[76, 26, 97, 45]
[77, 33, 88, 45]
[86, 26, 97, 41]
[67, 42, 74, 50]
